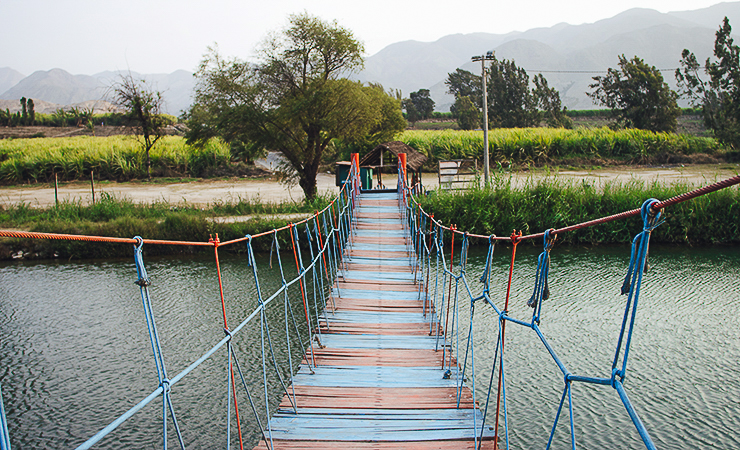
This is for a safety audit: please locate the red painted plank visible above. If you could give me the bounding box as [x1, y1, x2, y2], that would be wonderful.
[348, 250, 409, 258]
[278, 386, 476, 410]
[344, 263, 411, 273]
[337, 281, 418, 291]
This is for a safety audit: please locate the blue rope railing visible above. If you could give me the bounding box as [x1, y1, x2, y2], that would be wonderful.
[67, 163, 360, 450]
[401, 171, 739, 449]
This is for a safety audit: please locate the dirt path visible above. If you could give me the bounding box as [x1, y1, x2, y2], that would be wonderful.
[0, 165, 736, 208]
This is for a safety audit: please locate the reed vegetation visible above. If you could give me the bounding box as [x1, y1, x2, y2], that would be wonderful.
[0, 136, 234, 184]
[417, 174, 740, 245]
[400, 128, 723, 165]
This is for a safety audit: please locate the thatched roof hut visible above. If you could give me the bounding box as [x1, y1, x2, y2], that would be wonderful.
[359, 141, 427, 172]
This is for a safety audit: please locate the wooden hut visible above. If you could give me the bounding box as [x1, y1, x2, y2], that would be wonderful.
[359, 141, 427, 189]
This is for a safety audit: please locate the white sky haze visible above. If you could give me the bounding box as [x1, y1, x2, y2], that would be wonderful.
[0, 0, 728, 75]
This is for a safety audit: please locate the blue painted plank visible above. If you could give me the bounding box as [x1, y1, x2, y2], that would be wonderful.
[342, 270, 416, 282]
[274, 408, 485, 420]
[265, 423, 492, 441]
[331, 289, 420, 301]
[350, 243, 408, 252]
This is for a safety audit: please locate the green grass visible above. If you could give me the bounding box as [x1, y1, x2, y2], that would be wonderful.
[0, 193, 333, 259]
[416, 174, 740, 245]
[399, 128, 724, 165]
[0, 135, 234, 184]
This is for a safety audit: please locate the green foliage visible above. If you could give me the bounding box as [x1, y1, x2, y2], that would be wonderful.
[533, 74, 573, 128]
[677, 17, 740, 148]
[589, 55, 681, 132]
[399, 128, 722, 165]
[488, 57, 539, 128]
[484, 56, 569, 129]
[405, 89, 435, 121]
[334, 83, 407, 157]
[417, 176, 740, 245]
[0, 193, 331, 258]
[186, 13, 384, 200]
[0, 136, 235, 183]
[445, 69, 482, 108]
[113, 73, 168, 179]
[450, 96, 480, 130]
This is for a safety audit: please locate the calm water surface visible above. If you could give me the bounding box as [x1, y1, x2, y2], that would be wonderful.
[0, 244, 738, 449]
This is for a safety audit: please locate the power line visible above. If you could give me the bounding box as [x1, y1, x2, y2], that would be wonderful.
[524, 69, 680, 73]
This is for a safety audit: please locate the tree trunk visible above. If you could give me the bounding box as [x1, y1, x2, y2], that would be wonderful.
[299, 173, 317, 201]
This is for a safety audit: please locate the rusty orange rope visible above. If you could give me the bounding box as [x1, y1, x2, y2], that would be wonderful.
[210, 234, 245, 450]
[493, 230, 521, 449]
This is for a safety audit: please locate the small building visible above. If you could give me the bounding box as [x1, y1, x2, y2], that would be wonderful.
[359, 141, 428, 189]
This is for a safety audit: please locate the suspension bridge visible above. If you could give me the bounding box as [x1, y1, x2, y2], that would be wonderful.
[0, 154, 738, 449]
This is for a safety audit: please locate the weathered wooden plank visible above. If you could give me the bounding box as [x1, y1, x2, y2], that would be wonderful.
[318, 323, 442, 336]
[304, 349, 447, 366]
[344, 264, 412, 274]
[336, 281, 418, 291]
[348, 243, 408, 252]
[278, 386, 475, 409]
[255, 440, 497, 449]
[331, 288, 419, 301]
[348, 250, 409, 258]
[323, 311, 427, 324]
[317, 334, 442, 350]
[292, 366, 460, 388]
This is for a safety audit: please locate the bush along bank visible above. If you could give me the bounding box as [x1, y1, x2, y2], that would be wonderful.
[0, 194, 332, 260]
[416, 175, 740, 245]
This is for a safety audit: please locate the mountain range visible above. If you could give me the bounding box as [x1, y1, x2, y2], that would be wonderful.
[2, 2, 740, 114]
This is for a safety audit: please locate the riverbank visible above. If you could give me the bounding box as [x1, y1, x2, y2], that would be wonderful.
[1, 167, 738, 260]
[418, 174, 740, 245]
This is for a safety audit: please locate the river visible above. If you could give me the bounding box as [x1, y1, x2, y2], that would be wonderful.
[0, 244, 738, 449]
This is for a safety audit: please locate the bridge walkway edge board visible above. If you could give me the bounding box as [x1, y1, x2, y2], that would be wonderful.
[256, 191, 495, 449]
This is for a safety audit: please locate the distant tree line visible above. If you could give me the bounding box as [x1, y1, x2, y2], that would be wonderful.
[396, 16, 733, 149]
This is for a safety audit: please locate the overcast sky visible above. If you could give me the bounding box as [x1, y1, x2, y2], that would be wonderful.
[0, 0, 727, 76]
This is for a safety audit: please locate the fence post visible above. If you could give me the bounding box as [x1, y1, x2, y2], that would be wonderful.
[90, 171, 95, 205]
[54, 173, 59, 207]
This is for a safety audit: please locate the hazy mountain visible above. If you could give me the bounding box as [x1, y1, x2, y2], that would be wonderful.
[0, 67, 25, 95]
[0, 69, 195, 115]
[2, 3, 739, 115]
[358, 3, 740, 110]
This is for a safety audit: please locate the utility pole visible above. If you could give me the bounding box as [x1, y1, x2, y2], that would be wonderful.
[471, 51, 495, 187]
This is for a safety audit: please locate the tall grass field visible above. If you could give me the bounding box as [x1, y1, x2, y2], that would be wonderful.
[399, 128, 723, 164]
[0, 136, 232, 183]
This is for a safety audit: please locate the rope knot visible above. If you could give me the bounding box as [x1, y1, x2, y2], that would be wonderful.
[134, 278, 151, 287]
[161, 377, 171, 394]
[224, 327, 233, 341]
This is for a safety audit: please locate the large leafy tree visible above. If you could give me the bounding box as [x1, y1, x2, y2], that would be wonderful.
[487, 57, 539, 128]
[186, 13, 396, 199]
[676, 17, 740, 147]
[533, 74, 572, 128]
[450, 96, 480, 130]
[589, 55, 680, 132]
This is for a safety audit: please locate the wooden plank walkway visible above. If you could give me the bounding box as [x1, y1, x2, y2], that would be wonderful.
[256, 191, 494, 449]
